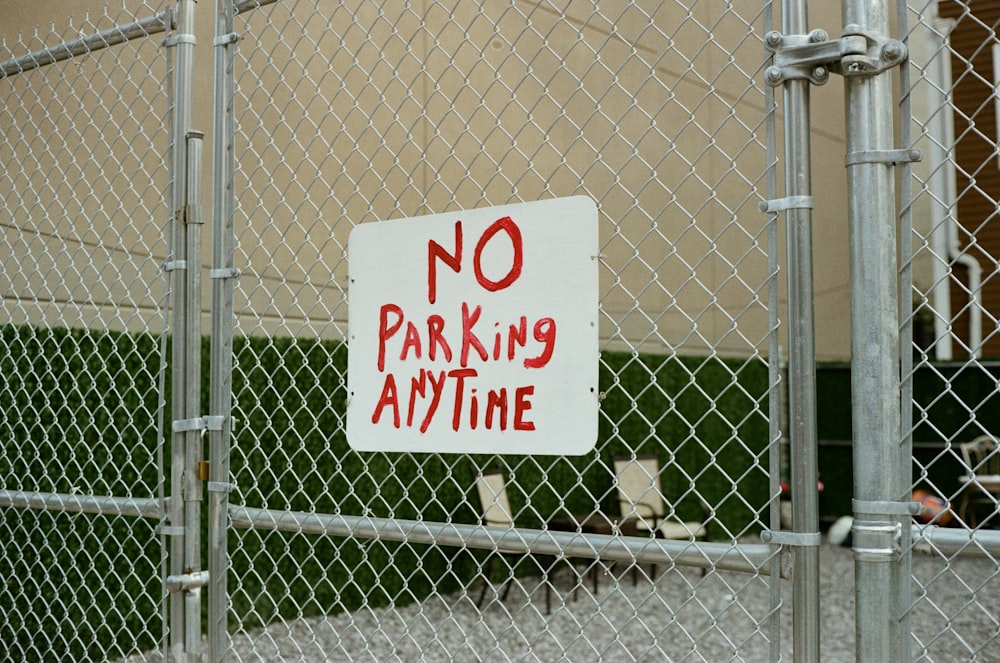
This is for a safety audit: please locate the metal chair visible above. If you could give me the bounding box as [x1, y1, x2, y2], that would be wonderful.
[957, 435, 1000, 526]
[613, 455, 709, 580]
[473, 469, 554, 612]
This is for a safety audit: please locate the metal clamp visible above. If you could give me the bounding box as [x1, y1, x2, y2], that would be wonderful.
[764, 24, 906, 87]
[853, 498, 922, 517]
[165, 570, 210, 593]
[156, 524, 185, 537]
[845, 149, 922, 167]
[833, 25, 907, 78]
[758, 195, 814, 214]
[210, 268, 242, 279]
[760, 530, 822, 547]
[764, 29, 840, 86]
[162, 33, 197, 48]
[161, 260, 187, 272]
[213, 32, 240, 47]
[171, 416, 226, 433]
[207, 481, 235, 494]
[203, 415, 226, 431]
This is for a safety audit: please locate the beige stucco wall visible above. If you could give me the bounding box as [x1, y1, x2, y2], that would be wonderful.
[1, 0, 857, 361]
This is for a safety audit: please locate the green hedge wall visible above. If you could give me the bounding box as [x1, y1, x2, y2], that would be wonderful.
[226, 338, 771, 628]
[0, 325, 164, 663]
[816, 363, 1000, 522]
[1, 324, 770, 660]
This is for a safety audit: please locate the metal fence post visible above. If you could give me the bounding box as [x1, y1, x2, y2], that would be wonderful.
[166, 1, 202, 660]
[208, 0, 238, 660]
[775, 0, 822, 659]
[843, 0, 906, 660]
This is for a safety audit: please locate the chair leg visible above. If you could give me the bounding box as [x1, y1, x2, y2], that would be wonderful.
[545, 566, 552, 614]
[500, 579, 513, 602]
[476, 554, 495, 608]
[958, 492, 970, 526]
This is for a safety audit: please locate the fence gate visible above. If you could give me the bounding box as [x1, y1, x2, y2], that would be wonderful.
[3, 0, 1000, 662]
[0, 2, 198, 662]
[215, 0, 782, 661]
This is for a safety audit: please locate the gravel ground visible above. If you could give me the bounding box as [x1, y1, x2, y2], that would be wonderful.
[122, 542, 1000, 662]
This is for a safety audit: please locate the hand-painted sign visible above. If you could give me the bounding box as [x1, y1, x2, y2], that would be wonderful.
[346, 196, 598, 455]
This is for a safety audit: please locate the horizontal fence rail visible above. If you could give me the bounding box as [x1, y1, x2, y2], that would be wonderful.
[911, 524, 1000, 559]
[230, 506, 785, 577]
[6, 0, 999, 661]
[0, 9, 173, 78]
[0, 490, 165, 520]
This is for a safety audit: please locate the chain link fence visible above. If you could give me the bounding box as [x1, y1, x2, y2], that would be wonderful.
[0, 2, 172, 661]
[903, 1, 1000, 661]
[223, 1, 780, 660]
[3, 0, 1000, 662]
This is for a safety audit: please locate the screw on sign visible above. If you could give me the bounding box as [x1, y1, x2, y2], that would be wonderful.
[346, 197, 599, 455]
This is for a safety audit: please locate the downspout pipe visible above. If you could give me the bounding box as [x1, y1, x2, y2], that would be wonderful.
[924, 15, 983, 359]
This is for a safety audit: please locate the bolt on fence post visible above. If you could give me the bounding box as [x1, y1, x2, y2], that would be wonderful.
[208, 0, 238, 661]
[779, 0, 822, 660]
[842, 0, 906, 660]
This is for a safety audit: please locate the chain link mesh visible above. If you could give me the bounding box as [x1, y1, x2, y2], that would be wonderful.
[0, 2, 170, 661]
[226, 1, 779, 660]
[905, 1, 1000, 660]
[11, 0, 1000, 661]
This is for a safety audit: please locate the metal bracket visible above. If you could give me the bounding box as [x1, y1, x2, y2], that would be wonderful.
[845, 149, 922, 167]
[165, 570, 210, 593]
[833, 25, 907, 78]
[161, 260, 187, 272]
[853, 498, 922, 517]
[758, 195, 814, 214]
[172, 416, 226, 433]
[764, 24, 906, 87]
[760, 530, 822, 547]
[210, 268, 242, 280]
[161, 33, 197, 48]
[213, 32, 240, 47]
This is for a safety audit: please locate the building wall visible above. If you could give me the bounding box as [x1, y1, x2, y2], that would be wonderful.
[937, 0, 1000, 358]
[1, 1, 855, 360]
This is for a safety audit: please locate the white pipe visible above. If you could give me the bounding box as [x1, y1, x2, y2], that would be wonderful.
[924, 16, 983, 359]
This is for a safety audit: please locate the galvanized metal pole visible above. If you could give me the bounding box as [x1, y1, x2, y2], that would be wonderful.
[166, 1, 200, 660]
[780, 0, 822, 660]
[183, 128, 205, 661]
[842, 0, 905, 660]
[762, 2, 784, 660]
[208, 0, 238, 660]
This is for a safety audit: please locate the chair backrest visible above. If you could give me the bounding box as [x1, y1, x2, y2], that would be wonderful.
[475, 470, 514, 528]
[960, 435, 1000, 476]
[613, 455, 665, 529]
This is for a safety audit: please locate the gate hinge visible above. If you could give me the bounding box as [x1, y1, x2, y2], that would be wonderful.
[764, 24, 906, 87]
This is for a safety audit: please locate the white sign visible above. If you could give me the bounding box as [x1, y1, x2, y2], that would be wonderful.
[346, 196, 599, 455]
